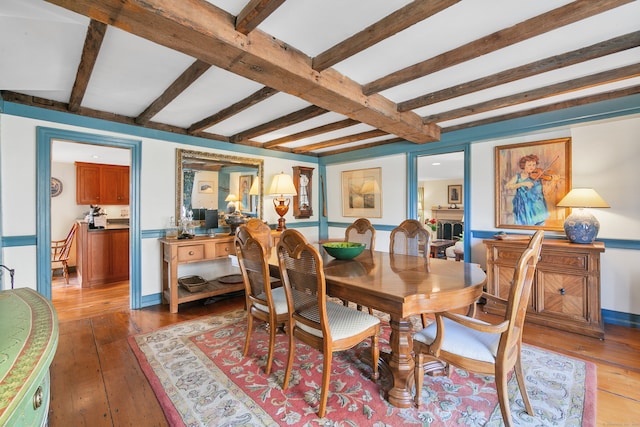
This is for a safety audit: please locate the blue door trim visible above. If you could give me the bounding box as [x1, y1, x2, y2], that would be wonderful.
[36, 127, 142, 308]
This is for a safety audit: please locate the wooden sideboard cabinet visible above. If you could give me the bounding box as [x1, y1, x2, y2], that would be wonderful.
[160, 235, 241, 313]
[483, 238, 605, 339]
[160, 231, 281, 313]
[76, 162, 129, 205]
[0, 288, 58, 427]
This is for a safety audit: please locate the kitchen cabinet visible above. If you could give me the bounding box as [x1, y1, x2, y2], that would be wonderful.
[76, 221, 130, 287]
[76, 162, 129, 205]
[483, 238, 605, 339]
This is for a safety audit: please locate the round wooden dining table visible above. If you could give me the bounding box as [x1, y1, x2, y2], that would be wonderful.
[269, 248, 486, 408]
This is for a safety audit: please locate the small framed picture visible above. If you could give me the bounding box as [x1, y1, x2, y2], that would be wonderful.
[342, 167, 382, 217]
[198, 181, 214, 193]
[239, 175, 253, 211]
[448, 185, 462, 204]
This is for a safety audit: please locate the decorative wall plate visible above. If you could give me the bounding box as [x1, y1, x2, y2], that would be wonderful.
[51, 177, 63, 197]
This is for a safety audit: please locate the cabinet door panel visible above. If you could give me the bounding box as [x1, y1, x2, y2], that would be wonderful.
[110, 230, 130, 279]
[87, 232, 110, 281]
[538, 271, 587, 320]
[76, 164, 101, 204]
[100, 166, 121, 205]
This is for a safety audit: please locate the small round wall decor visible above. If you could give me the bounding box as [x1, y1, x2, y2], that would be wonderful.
[51, 177, 63, 197]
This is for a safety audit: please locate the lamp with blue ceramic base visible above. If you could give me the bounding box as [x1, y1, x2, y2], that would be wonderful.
[557, 188, 609, 244]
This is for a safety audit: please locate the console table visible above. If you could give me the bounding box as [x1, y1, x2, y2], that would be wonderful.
[483, 238, 605, 339]
[0, 288, 59, 427]
[160, 231, 281, 313]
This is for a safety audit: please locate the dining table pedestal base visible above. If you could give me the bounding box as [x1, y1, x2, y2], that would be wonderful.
[384, 316, 417, 408]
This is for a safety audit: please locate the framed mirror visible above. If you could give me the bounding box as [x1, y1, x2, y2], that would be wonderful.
[176, 149, 264, 227]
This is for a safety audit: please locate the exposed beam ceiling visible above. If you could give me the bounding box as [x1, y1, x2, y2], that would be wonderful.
[1, 0, 638, 157]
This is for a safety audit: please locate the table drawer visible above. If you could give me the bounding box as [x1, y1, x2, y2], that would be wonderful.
[177, 244, 205, 262]
[215, 241, 234, 258]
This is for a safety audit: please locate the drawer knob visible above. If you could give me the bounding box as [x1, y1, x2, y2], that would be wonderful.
[33, 386, 43, 409]
[225, 247, 229, 252]
[560, 288, 566, 295]
[189, 250, 195, 255]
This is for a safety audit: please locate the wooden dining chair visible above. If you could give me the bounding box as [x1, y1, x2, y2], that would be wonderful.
[345, 217, 376, 249]
[277, 229, 380, 418]
[389, 219, 431, 327]
[234, 225, 288, 375]
[51, 223, 78, 284]
[413, 230, 544, 427]
[342, 218, 376, 313]
[244, 218, 274, 250]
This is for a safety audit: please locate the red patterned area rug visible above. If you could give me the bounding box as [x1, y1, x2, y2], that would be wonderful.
[129, 309, 596, 426]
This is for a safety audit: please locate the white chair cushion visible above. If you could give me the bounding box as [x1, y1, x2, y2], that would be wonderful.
[413, 317, 501, 363]
[297, 301, 380, 341]
[254, 286, 288, 315]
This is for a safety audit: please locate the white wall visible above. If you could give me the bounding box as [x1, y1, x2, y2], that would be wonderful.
[468, 116, 640, 315]
[0, 114, 318, 295]
[1, 112, 638, 315]
[326, 154, 406, 251]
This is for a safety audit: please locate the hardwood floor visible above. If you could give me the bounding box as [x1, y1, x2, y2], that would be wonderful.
[48, 273, 640, 426]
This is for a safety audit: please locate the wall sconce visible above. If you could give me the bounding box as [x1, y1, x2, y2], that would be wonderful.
[267, 172, 297, 231]
[557, 188, 609, 244]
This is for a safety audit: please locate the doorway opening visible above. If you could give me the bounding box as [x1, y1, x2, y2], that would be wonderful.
[417, 151, 465, 258]
[50, 140, 131, 317]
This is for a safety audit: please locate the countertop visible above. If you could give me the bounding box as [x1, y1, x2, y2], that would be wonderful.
[77, 220, 129, 231]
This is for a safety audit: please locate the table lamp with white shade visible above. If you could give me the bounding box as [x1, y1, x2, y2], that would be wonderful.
[556, 188, 609, 244]
[249, 177, 260, 196]
[268, 172, 297, 231]
[225, 194, 238, 214]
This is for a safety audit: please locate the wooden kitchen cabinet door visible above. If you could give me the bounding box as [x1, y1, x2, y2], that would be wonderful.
[76, 162, 101, 204]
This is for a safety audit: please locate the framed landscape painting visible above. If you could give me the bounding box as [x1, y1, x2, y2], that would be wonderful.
[495, 137, 571, 231]
[342, 168, 382, 217]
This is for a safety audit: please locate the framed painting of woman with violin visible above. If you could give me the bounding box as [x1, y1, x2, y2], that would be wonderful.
[495, 137, 571, 231]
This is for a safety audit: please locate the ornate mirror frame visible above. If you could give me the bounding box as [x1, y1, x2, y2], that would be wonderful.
[176, 149, 264, 225]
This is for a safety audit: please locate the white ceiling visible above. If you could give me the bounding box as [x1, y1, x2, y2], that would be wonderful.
[52, 140, 130, 166]
[2, 0, 639, 156]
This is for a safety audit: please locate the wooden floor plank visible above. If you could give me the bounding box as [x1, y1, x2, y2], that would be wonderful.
[48, 273, 640, 426]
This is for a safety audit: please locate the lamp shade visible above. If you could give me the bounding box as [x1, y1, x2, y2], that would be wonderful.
[248, 178, 260, 195]
[557, 188, 609, 244]
[557, 188, 610, 208]
[267, 172, 297, 196]
[360, 179, 380, 194]
[224, 194, 238, 202]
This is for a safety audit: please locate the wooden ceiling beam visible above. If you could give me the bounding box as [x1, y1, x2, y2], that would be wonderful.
[363, 0, 634, 95]
[293, 129, 388, 154]
[47, 0, 439, 143]
[136, 59, 211, 126]
[312, 0, 459, 72]
[442, 85, 640, 133]
[188, 86, 278, 133]
[399, 31, 640, 112]
[262, 118, 358, 148]
[235, 0, 286, 35]
[319, 137, 403, 157]
[68, 20, 107, 112]
[231, 105, 327, 143]
[425, 64, 640, 123]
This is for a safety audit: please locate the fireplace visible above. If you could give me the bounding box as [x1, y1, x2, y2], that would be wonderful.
[431, 207, 464, 240]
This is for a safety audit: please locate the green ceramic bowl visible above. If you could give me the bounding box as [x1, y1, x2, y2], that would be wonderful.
[322, 242, 366, 260]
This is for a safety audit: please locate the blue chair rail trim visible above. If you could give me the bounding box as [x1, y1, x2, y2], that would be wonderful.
[1, 235, 37, 246]
[327, 221, 397, 232]
[470, 229, 640, 250]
